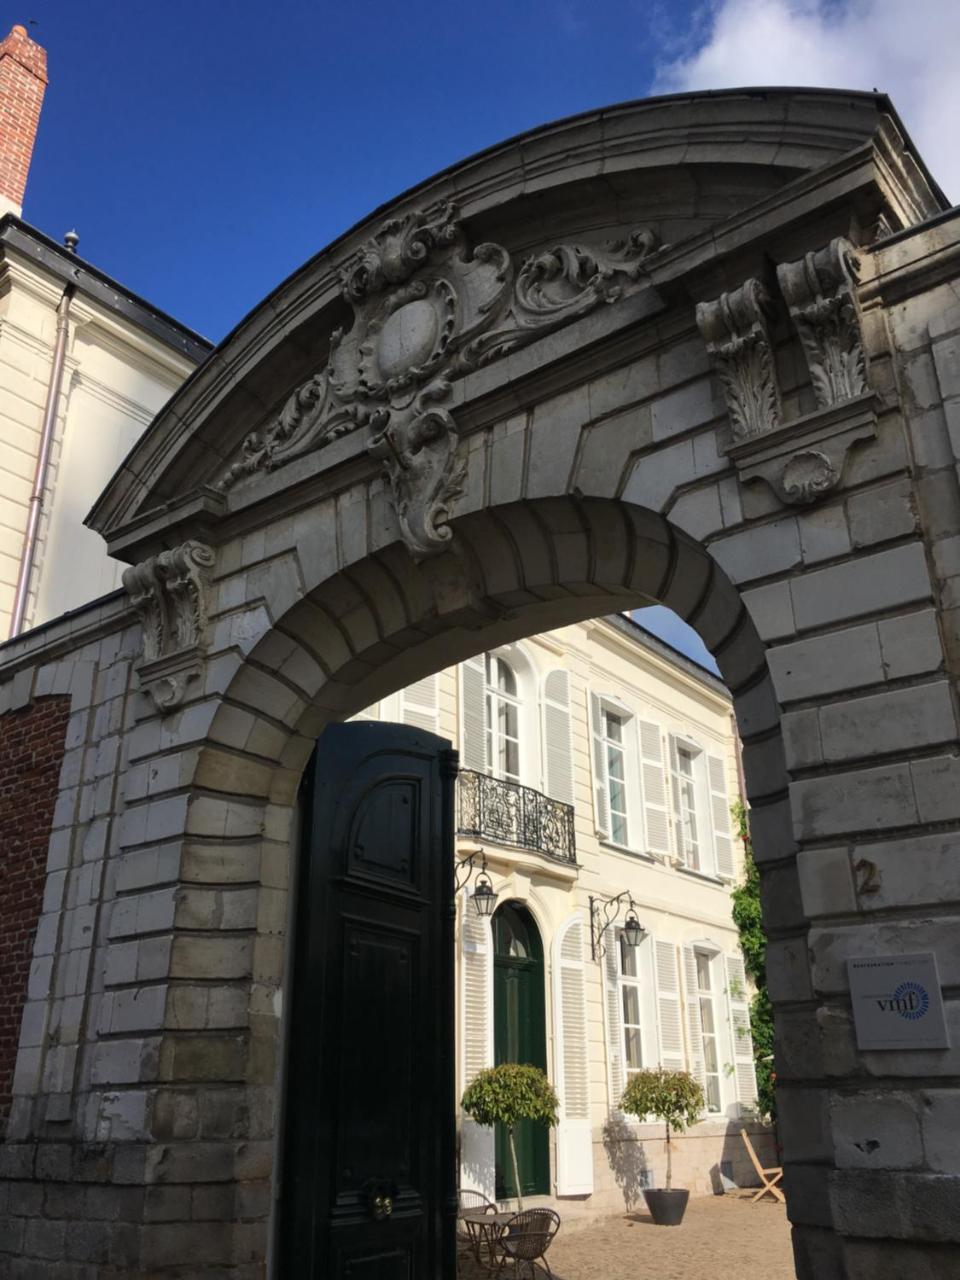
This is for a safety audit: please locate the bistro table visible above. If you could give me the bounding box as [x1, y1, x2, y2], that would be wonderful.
[459, 1209, 516, 1269]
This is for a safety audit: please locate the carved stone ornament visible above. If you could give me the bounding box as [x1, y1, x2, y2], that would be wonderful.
[122, 541, 215, 711]
[728, 394, 877, 506]
[695, 278, 781, 443]
[776, 238, 867, 408]
[217, 201, 662, 558]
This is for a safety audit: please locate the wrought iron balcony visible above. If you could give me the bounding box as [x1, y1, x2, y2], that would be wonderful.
[457, 769, 577, 865]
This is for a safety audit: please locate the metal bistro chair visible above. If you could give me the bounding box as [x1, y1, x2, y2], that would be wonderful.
[494, 1208, 561, 1278]
[457, 1189, 497, 1261]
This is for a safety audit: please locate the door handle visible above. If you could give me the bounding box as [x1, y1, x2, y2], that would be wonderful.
[372, 1195, 393, 1220]
[362, 1179, 396, 1221]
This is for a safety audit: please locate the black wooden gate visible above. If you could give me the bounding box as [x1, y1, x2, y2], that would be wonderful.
[281, 722, 458, 1277]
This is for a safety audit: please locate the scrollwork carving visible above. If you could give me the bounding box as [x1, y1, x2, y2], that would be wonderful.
[368, 382, 466, 561]
[695, 279, 781, 442]
[122, 540, 215, 711]
[217, 201, 661, 558]
[776, 238, 867, 407]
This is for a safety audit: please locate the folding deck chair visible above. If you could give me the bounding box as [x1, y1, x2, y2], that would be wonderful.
[740, 1128, 785, 1203]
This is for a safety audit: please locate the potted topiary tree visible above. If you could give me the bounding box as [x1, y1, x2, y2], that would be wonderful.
[620, 1067, 705, 1226]
[461, 1063, 559, 1210]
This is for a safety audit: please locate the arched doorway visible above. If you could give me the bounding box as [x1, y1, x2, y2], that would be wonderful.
[52, 87, 958, 1278]
[492, 902, 549, 1200]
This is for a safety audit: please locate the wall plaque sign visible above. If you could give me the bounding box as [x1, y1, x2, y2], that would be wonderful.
[848, 953, 950, 1051]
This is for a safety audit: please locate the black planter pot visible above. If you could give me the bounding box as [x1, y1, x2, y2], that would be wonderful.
[642, 1187, 690, 1226]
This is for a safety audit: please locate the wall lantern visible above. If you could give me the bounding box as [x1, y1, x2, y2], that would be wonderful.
[590, 890, 647, 961]
[455, 848, 499, 918]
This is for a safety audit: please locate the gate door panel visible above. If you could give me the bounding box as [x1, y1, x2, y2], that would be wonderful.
[282, 722, 457, 1278]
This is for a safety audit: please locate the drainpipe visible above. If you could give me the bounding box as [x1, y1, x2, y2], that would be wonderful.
[8, 230, 78, 638]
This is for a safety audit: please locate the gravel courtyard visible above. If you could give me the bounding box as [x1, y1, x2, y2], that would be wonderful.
[460, 1194, 795, 1279]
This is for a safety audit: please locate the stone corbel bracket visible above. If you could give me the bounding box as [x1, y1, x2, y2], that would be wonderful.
[776, 237, 867, 408]
[727, 392, 878, 506]
[122, 540, 216, 712]
[695, 277, 782, 443]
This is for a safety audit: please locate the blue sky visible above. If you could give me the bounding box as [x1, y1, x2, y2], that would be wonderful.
[22, 0, 698, 341]
[16, 0, 950, 672]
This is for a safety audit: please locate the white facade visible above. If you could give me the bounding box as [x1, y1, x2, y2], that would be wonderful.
[354, 613, 763, 1213]
[0, 222, 207, 637]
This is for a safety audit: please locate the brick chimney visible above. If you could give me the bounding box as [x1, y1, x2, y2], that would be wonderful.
[0, 24, 47, 218]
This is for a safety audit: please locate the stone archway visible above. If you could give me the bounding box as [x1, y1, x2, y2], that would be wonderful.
[4, 87, 960, 1279]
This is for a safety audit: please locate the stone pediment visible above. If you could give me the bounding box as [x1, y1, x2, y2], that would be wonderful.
[85, 88, 944, 563]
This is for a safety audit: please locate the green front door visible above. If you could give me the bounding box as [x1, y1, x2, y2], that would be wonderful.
[493, 903, 550, 1199]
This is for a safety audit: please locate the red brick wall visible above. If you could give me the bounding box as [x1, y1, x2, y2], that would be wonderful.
[0, 696, 69, 1132]
[0, 24, 47, 214]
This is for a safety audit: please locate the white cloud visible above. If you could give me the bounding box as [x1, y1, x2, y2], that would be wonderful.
[653, 0, 960, 202]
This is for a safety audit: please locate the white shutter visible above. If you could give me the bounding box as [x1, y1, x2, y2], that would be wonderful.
[460, 903, 495, 1198]
[542, 669, 574, 805]
[639, 719, 670, 858]
[681, 946, 706, 1092]
[460, 656, 488, 772]
[725, 952, 758, 1112]
[590, 693, 610, 838]
[603, 934, 625, 1117]
[554, 917, 593, 1195]
[349, 700, 381, 721]
[401, 674, 439, 734]
[709, 754, 734, 879]
[668, 734, 685, 864]
[654, 939, 685, 1071]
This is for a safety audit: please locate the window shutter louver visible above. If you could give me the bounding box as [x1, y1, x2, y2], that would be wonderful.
[460, 656, 488, 772]
[349, 700, 381, 721]
[603, 936, 625, 1117]
[590, 693, 610, 838]
[708, 754, 734, 880]
[654, 939, 685, 1071]
[401, 674, 439, 734]
[459, 902, 495, 1198]
[554, 917, 593, 1195]
[668, 734, 685, 864]
[681, 945, 706, 1092]
[725, 952, 758, 1112]
[639, 719, 671, 858]
[542, 669, 574, 805]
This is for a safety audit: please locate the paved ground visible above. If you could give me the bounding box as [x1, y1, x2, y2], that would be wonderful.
[460, 1194, 795, 1279]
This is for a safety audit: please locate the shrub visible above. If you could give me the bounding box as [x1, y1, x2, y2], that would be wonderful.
[620, 1068, 704, 1190]
[461, 1063, 559, 1208]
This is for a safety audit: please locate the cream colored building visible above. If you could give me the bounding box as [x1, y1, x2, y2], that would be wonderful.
[353, 613, 763, 1215]
[0, 215, 209, 637]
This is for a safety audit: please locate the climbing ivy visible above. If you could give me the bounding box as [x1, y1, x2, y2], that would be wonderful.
[730, 800, 777, 1122]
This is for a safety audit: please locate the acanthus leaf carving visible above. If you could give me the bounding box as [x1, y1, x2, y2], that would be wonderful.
[122, 540, 215, 712]
[217, 201, 662, 558]
[776, 237, 867, 408]
[695, 278, 781, 442]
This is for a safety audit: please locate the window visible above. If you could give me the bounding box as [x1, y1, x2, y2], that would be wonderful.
[485, 654, 520, 781]
[695, 950, 722, 1113]
[619, 932, 644, 1078]
[602, 709, 629, 846]
[676, 744, 700, 870]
